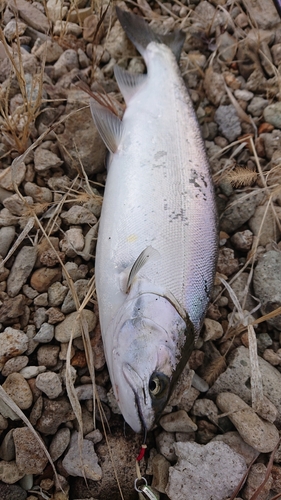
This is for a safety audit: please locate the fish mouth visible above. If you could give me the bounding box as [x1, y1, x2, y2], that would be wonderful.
[122, 363, 151, 433]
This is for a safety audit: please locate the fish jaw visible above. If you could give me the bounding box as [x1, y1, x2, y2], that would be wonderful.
[105, 287, 194, 432]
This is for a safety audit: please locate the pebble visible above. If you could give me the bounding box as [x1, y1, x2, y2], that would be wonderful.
[272, 43, 281, 66]
[61, 206, 97, 225]
[13, 428, 48, 474]
[29, 395, 43, 426]
[178, 387, 200, 413]
[75, 384, 93, 401]
[0, 429, 15, 461]
[49, 427, 71, 461]
[0, 227, 15, 258]
[208, 346, 281, 423]
[30, 267, 62, 293]
[0, 415, 8, 430]
[263, 102, 281, 128]
[48, 282, 68, 307]
[46, 0, 67, 22]
[234, 89, 253, 101]
[212, 431, 258, 466]
[217, 32, 237, 63]
[203, 318, 223, 341]
[53, 20, 82, 37]
[244, 0, 278, 29]
[191, 398, 218, 422]
[253, 251, 281, 330]
[33, 293, 48, 306]
[214, 105, 242, 142]
[155, 431, 177, 462]
[35, 371, 62, 399]
[216, 392, 279, 452]
[160, 410, 197, 433]
[62, 431, 102, 481]
[19, 366, 46, 379]
[0, 295, 26, 323]
[55, 309, 97, 342]
[34, 147, 63, 173]
[36, 398, 75, 435]
[85, 429, 103, 444]
[2, 373, 33, 410]
[272, 464, 281, 492]
[230, 230, 253, 251]
[33, 307, 47, 329]
[9, 0, 49, 32]
[24, 183, 52, 203]
[37, 345, 60, 367]
[46, 307, 65, 324]
[220, 191, 264, 233]
[247, 96, 269, 116]
[249, 204, 281, 246]
[263, 348, 281, 366]
[61, 279, 89, 314]
[6, 246, 37, 297]
[217, 247, 239, 276]
[2, 356, 28, 377]
[33, 39, 63, 63]
[59, 227, 84, 257]
[243, 463, 272, 500]
[151, 454, 170, 493]
[0, 482, 27, 500]
[166, 441, 247, 500]
[33, 323, 54, 343]
[0, 328, 28, 364]
[0, 461, 25, 484]
[203, 67, 225, 106]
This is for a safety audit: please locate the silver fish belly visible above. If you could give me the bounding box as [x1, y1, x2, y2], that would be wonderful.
[90, 8, 218, 433]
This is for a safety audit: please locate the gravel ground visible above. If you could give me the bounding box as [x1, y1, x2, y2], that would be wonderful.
[1, 0, 281, 499]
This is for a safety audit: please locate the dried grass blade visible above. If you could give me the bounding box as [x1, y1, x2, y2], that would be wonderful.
[0, 217, 35, 269]
[249, 439, 280, 500]
[248, 324, 263, 413]
[228, 455, 258, 500]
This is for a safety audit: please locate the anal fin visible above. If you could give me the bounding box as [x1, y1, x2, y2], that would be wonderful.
[90, 98, 122, 154]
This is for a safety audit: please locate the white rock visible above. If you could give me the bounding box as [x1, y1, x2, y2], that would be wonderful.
[36, 371, 62, 399]
[33, 323, 54, 343]
[62, 431, 102, 481]
[7, 246, 37, 297]
[160, 410, 197, 433]
[203, 318, 223, 341]
[4, 19, 26, 41]
[166, 441, 247, 500]
[0, 327, 28, 364]
[20, 365, 46, 379]
[46, 0, 67, 22]
[155, 431, 177, 462]
[53, 21, 82, 37]
[0, 227, 16, 258]
[59, 227, 84, 257]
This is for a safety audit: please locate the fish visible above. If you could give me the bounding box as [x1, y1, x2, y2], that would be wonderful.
[90, 7, 218, 433]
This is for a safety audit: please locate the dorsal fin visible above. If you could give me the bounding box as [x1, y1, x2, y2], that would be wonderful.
[116, 7, 185, 62]
[114, 65, 147, 104]
[90, 98, 122, 154]
[126, 246, 160, 292]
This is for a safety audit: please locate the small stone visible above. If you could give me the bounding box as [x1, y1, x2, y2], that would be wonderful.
[20, 366, 46, 379]
[53, 20, 82, 37]
[85, 429, 103, 444]
[0, 482, 27, 500]
[35, 371, 62, 399]
[36, 398, 75, 435]
[46, 0, 67, 22]
[33, 323, 54, 343]
[243, 463, 272, 500]
[33, 307, 47, 329]
[166, 441, 247, 500]
[0, 227, 15, 258]
[0, 295, 26, 322]
[83, 13, 104, 42]
[272, 43, 281, 66]
[233, 89, 253, 101]
[203, 318, 223, 341]
[151, 454, 170, 493]
[217, 32, 237, 62]
[55, 309, 97, 342]
[220, 191, 264, 233]
[203, 67, 225, 106]
[0, 461, 24, 484]
[34, 293, 48, 307]
[61, 279, 89, 314]
[155, 432, 177, 462]
[178, 387, 200, 413]
[62, 431, 102, 481]
[212, 431, 258, 466]
[61, 205, 97, 225]
[253, 251, 281, 330]
[264, 102, 281, 129]
[2, 373, 33, 410]
[59, 227, 84, 257]
[4, 19, 26, 41]
[214, 105, 242, 142]
[37, 345, 60, 367]
[2, 356, 28, 376]
[49, 427, 71, 461]
[248, 96, 269, 116]
[34, 147, 63, 173]
[230, 230, 253, 251]
[216, 392, 279, 453]
[46, 307, 65, 324]
[33, 39, 63, 63]
[0, 328, 28, 364]
[24, 182, 52, 203]
[9, 0, 49, 33]
[249, 205, 281, 246]
[160, 410, 197, 433]
[30, 267, 62, 293]
[192, 398, 218, 421]
[29, 395, 43, 426]
[0, 429, 15, 461]
[14, 427, 48, 475]
[75, 384, 93, 401]
[48, 282, 68, 307]
[263, 348, 281, 366]
[217, 247, 239, 276]
[53, 49, 79, 80]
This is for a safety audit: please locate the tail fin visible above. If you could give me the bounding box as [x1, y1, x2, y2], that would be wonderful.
[116, 7, 185, 62]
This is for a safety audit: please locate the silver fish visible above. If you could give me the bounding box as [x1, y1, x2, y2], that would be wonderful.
[90, 8, 218, 433]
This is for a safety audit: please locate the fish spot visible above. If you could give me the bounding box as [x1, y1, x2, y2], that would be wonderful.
[127, 234, 138, 243]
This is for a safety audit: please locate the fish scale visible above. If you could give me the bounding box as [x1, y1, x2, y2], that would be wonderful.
[91, 8, 218, 433]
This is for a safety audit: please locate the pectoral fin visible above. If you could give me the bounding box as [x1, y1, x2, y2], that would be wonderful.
[126, 246, 160, 292]
[90, 98, 122, 154]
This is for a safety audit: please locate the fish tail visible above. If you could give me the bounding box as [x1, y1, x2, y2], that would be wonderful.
[116, 7, 185, 62]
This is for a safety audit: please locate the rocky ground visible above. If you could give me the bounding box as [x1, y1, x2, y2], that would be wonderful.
[1, 0, 281, 499]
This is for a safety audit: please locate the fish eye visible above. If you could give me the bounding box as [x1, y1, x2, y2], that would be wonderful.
[149, 372, 170, 399]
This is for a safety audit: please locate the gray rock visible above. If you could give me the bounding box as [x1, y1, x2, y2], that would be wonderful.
[20, 366, 46, 379]
[59, 227, 84, 257]
[192, 398, 218, 421]
[0, 429, 15, 461]
[212, 431, 258, 466]
[241, 0, 278, 29]
[264, 102, 281, 129]
[261, 130, 281, 159]
[48, 282, 68, 307]
[160, 410, 197, 433]
[35, 371, 62, 399]
[61, 279, 89, 314]
[53, 49, 79, 80]
[253, 251, 281, 330]
[36, 398, 75, 435]
[208, 346, 281, 424]
[217, 32, 237, 62]
[272, 43, 281, 66]
[49, 427, 71, 461]
[155, 431, 177, 462]
[243, 462, 272, 500]
[33, 293, 48, 307]
[0, 227, 15, 258]
[2, 356, 28, 377]
[230, 230, 253, 252]
[166, 441, 247, 500]
[9, 0, 49, 33]
[216, 392, 279, 453]
[247, 96, 268, 116]
[61, 205, 97, 225]
[0, 328, 28, 365]
[33, 39, 63, 63]
[24, 182, 52, 203]
[6, 246, 37, 297]
[33, 323, 54, 343]
[0, 482, 27, 500]
[37, 345, 60, 367]
[33, 307, 47, 329]
[75, 384, 93, 400]
[249, 205, 281, 246]
[234, 89, 254, 101]
[62, 431, 102, 481]
[151, 454, 170, 493]
[220, 191, 264, 233]
[13, 427, 48, 474]
[34, 147, 63, 173]
[55, 309, 97, 342]
[203, 318, 223, 341]
[214, 105, 242, 143]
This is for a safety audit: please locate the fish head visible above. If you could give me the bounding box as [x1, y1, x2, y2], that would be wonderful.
[108, 292, 194, 432]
